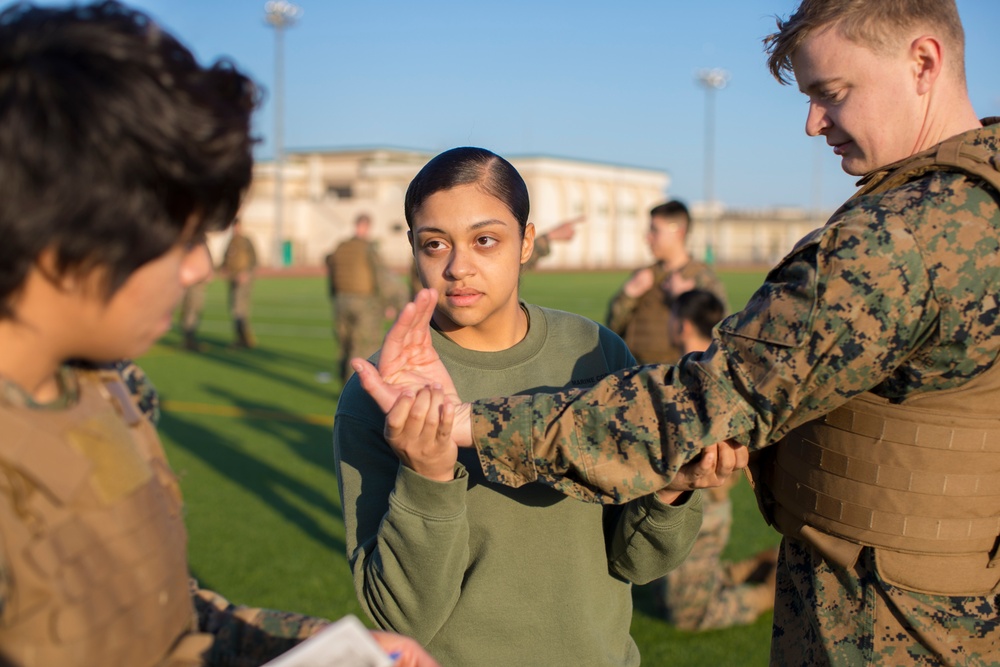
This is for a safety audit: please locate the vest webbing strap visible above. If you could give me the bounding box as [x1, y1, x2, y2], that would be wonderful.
[857, 125, 1000, 199]
[771, 397, 1000, 553]
[774, 434, 1000, 546]
[823, 399, 1000, 453]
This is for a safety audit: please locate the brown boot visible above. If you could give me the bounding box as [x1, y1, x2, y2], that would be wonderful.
[234, 319, 255, 348]
[183, 330, 203, 352]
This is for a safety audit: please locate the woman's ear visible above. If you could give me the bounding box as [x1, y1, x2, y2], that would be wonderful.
[520, 223, 536, 265]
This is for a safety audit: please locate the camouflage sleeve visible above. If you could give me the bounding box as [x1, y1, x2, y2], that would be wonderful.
[472, 202, 940, 503]
[193, 584, 330, 666]
[112, 360, 161, 426]
[604, 490, 704, 585]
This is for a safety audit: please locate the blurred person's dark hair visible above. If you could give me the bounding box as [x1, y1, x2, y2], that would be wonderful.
[649, 199, 692, 232]
[674, 289, 725, 340]
[0, 0, 259, 318]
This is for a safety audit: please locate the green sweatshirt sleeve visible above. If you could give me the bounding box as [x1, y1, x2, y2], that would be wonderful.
[333, 408, 471, 644]
[605, 490, 704, 585]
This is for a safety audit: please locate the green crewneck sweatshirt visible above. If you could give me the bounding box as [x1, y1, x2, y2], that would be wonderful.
[334, 304, 702, 666]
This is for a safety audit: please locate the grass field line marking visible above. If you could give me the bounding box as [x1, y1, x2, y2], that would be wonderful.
[162, 400, 334, 426]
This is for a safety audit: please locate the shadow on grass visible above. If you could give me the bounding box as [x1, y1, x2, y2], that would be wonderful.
[160, 329, 343, 403]
[160, 409, 346, 558]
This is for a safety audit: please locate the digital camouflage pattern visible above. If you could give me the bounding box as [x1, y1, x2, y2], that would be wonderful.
[193, 586, 329, 666]
[67, 359, 161, 425]
[655, 486, 777, 631]
[470, 120, 1000, 664]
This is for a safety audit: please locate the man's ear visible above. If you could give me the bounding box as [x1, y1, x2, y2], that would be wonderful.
[911, 34, 943, 95]
[520, 223, 536, 265]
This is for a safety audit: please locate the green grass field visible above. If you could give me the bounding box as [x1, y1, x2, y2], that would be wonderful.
[139, 268, 781, 665]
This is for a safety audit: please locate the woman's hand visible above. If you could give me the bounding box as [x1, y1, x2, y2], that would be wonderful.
[354, 289, 459, 411]
[384, 384, 458, 482]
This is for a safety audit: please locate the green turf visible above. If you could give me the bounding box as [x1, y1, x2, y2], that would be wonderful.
[140, 268, 780, 665]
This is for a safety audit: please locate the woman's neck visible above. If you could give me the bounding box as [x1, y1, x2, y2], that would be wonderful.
[434, 302, 529, 352]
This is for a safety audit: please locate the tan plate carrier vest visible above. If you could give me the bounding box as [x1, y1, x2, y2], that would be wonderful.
[328, 238, 376, 296]
[625, 264, 681, 365]
[754, 126, 1000, 596]
[0, 370, 213, 666]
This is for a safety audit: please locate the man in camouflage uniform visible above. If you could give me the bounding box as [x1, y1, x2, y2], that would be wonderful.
[0, 4, 439, 666]
[357, 1, 1000, 664]
[221, 219, 257, 348]
[606, 200, 727, 364]
[326, 214, 400, 382]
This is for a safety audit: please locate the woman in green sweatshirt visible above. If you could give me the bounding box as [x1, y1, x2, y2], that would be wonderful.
[333, 147, 703, 666]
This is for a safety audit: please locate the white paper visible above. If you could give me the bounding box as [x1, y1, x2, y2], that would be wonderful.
[262, 615, 395, 667]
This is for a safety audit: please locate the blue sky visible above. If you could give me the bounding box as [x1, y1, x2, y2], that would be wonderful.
[29, 0, 1000, 209]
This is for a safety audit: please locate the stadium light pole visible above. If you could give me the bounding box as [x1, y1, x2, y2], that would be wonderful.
[265, 0, 301, 267]
[696, 68, 729, 265]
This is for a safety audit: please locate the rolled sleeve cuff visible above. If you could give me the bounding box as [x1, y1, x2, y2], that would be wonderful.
[471, 397, 538, 487]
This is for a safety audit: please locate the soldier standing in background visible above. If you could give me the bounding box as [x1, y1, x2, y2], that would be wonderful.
[356, 0, 1000, 663]
[654, 289, 779, 631]
[220, 218, 257, 348]
[180, 282, 207, 351]
[606, 200, 727, 364]
[326, 214, 398, 382]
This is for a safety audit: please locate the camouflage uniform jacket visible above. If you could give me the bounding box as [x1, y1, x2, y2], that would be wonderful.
[470, 120, 1000, 665]
[470, 119, 1000, 504]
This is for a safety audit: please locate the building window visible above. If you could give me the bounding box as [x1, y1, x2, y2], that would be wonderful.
[326, 184, 353, 199]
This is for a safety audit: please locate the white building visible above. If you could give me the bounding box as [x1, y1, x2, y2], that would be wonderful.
[237, 148, 670, 270]
[233, 147, 827, 270]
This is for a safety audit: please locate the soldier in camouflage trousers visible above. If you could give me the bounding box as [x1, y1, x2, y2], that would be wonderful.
[326, 214, 402, 382]
[221, 219, 258, 348]
[355, 1, 1000, 665]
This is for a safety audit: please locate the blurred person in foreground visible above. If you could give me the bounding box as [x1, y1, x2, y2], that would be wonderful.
[0, 3, 437, 666]
[355, 0, 1000, 664]
[606, 200, 727, 365]
[653, 289, 779, 631]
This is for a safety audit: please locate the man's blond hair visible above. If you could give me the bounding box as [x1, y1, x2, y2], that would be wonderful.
[763, 0, 966, 85]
